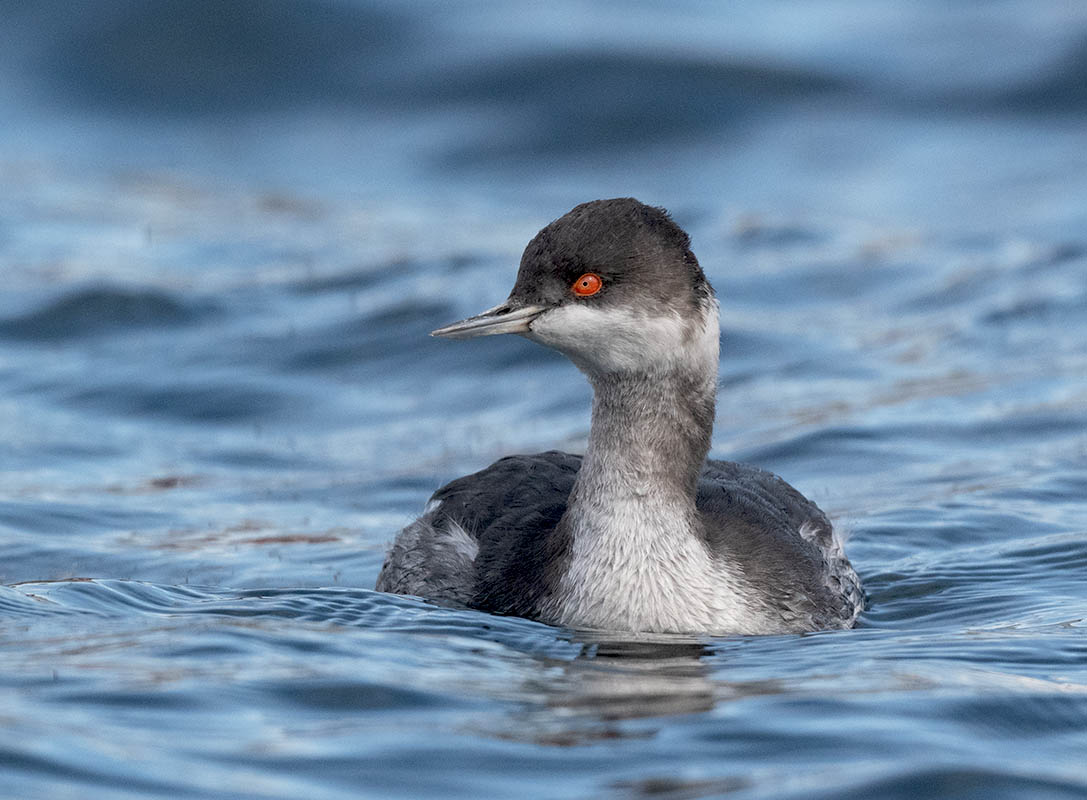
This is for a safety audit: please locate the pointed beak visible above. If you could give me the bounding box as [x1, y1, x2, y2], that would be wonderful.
[431, 301, 548, 339]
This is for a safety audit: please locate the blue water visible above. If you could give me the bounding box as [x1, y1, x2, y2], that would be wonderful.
[3, 2, 1087, 798]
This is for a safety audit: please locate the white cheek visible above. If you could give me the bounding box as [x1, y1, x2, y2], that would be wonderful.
[528, 301, 719, 375]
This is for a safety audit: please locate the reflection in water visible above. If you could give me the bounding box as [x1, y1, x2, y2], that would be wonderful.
[557, 636, 718, 722]
[487, 631, 790, 748]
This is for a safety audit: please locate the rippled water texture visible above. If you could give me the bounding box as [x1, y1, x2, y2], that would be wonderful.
[2, 2, 1087, 798]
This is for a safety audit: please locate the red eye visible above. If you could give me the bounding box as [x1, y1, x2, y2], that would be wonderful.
[572, 272, 603, 297]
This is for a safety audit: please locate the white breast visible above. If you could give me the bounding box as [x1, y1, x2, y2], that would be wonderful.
[545, 493, 764, 635]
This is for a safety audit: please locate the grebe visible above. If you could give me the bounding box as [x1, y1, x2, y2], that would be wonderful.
[376, 198, 863, 635]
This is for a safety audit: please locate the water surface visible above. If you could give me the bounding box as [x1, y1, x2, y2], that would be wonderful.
[2, 2, 1087, 798]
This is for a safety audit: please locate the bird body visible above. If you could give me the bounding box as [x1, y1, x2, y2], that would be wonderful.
[376, 199, 863, 635]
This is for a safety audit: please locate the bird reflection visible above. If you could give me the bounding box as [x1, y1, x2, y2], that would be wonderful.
[480, 630, 785, 748]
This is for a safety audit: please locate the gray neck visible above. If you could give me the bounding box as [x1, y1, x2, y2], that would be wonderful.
[546, 363, 719, 631]
[576, 368, 716, 507]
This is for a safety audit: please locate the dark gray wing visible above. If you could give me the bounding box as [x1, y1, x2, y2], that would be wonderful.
[431, 450, 581, 618]
[696, 459, 863, 628]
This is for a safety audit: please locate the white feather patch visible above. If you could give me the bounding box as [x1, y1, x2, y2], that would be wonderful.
[444, 520, 479, 563]
[528, 298, 720, 377]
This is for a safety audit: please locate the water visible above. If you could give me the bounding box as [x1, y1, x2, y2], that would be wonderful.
[2, 2, 1087, 798]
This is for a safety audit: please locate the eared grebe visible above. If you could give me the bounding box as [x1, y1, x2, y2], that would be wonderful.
[376, 198, 863, 635]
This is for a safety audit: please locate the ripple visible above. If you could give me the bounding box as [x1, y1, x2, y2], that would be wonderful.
[428, 50, 847, 160]
[65, 380, 295, 423]
[991, 36, 1087, 113]
[2, 580, 574, 654]
[0, 500, 171, 536]
[0, 286, 213, 341]
[279, 301, 452, 372]
[44, 0, 411, 113]
[828, 766, 1087, 800]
